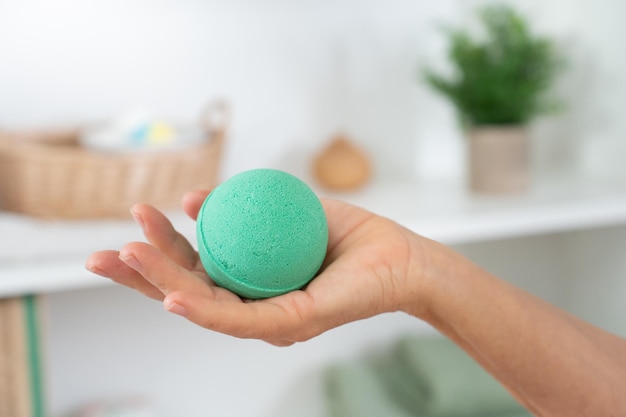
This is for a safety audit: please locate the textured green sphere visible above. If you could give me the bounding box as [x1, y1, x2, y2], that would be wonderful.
[196, 169, 329, 299]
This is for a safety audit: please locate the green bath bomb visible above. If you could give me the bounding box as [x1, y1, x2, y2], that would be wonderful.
[196, 168, 329, 299]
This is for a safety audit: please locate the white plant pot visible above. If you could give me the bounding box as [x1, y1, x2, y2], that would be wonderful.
[468, 126, 530, 194]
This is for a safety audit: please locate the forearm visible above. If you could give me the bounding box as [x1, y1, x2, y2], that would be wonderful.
[406, 239, 626, 417]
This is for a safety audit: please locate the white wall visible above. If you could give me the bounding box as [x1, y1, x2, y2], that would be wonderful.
[2, 0, 626, 183]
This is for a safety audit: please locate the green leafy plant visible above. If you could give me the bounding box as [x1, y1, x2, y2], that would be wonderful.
[423, 4, 566, 127]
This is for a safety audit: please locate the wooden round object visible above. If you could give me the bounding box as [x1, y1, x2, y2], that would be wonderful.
[313, 135, 371, 191]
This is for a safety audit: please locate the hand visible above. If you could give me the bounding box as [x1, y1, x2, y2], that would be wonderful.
[86, 191, 626, 417]
[86, 191, 429, 346]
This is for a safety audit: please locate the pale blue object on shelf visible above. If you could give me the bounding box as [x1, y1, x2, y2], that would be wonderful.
[79, 111, 203, 153]
[129, 125, 150, 146]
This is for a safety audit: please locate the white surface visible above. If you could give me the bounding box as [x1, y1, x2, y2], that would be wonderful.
[322, 177, 626, 244]
[0, 209, 194, 297]
[2, 177, 626, 297]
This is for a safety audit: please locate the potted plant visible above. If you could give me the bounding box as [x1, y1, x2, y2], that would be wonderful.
[423, 4, 566, 193]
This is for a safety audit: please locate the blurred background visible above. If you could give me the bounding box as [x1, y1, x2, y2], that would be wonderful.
[2, 0, 625, 183]
[1, 1, 626, 416]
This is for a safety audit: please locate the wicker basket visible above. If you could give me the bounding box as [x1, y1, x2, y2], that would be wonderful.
[0, 102, 228, 219]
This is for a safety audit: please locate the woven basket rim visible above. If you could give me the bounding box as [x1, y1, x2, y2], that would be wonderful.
[0, 127, 222, 162]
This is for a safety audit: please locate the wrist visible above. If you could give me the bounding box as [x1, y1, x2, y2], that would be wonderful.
[398, 235, 462, 322]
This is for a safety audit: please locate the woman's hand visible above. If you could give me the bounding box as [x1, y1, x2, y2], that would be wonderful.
[86, 191, 429, 346]
[87, 190, 626, 415]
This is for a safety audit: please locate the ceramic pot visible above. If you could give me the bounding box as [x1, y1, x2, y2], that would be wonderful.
[313, 135, 371, 191]
[468, 126, 529, 194]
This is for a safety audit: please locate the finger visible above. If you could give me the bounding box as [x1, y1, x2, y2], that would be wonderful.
[263, 339, 295, 347]
[119, 241, 214, 296]
[182, 190, 211, 220]
[85, 250, 165, 300]
[163, 290, 319, 341]
[130, 204, 199, 271]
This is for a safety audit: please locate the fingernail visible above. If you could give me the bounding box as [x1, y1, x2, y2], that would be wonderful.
[164, 299, 189, 317]
[130, 207, 145, 229]
[119, 252, 142, 272]
[85, 260, 106, 277]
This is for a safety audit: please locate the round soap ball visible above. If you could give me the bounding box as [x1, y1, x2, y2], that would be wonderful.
[196, 168, 329, 299]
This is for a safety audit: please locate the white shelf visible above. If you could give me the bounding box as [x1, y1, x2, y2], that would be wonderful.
[324, 177, 626, 245]
[0, 210, 198, 298]
[2, 177, 626, 297]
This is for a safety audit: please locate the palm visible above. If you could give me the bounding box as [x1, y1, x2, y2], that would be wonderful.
[87, 191, 421, 345]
